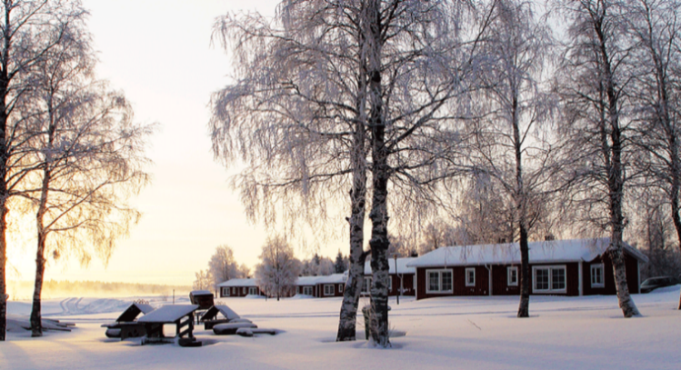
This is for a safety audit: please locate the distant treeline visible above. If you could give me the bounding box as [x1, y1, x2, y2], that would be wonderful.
[7, 280, 191, 300]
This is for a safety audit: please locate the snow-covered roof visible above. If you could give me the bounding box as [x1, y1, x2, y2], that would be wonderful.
[190, 290, 212, 296]
[295, 276, 320, 286]
[364, 258, 417, 275]
[217, 278, 258, 287]
[137, 304, 198, 323]
[315, 273, 346, 284]
[407, 238, 648, 268]
[295, 273, 346, 285]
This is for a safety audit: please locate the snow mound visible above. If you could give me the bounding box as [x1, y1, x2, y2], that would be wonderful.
[647, 284, 681, 294]
[6, 314, 74, 333]
[290, 294, 314, 299]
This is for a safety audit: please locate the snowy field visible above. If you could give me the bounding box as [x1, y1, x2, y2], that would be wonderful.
[2, 288, 681, 370]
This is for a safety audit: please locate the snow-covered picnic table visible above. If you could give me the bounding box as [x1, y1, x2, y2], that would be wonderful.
[137, 304, 201, 347]
[102, 302, 155, 340]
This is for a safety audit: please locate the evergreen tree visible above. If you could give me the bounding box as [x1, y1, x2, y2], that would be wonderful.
[334, 250, 346, 273]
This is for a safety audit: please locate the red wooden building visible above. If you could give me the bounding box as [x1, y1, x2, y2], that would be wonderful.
[407, 238, 648, 301]
[362, 258, 417, 296]
[219, 274, 347, 299]
[218, 278, 265, 298]
[295, 274, 346, 298]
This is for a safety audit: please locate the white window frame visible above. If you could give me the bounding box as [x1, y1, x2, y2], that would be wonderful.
[425, 269, 454, 294]
[361, 277, 372, 293]
[222, 287, 230, 297]
[465, 268, 476, 287]
[507, 266, 519, 286]
[302, 286, 313, 296]
[532, 265, 567, 293]
[338, 284, 343, 293]
[242, 287, 246, 295]
[323, 284, 334, 296]
[248, 287, 258, 295]
[591, 263, 605, 288]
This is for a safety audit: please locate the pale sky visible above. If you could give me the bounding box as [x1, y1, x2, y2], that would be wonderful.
[7, 0, 347, 286]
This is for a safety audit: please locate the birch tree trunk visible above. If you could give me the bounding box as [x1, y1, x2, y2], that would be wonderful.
[597, 27, 639, 317]
[30, 168, 51, 336]
[30, 231, 47, 336]
[336, 3, 369, 339]
[0, 204, 5, 341]
[672, 185, 681, 310]
[513, 93, 531, 318]
[336, 104, 368, 341]
[515, 94, 530, 317]
[365, 0, 391, 348]
[558, 0, 640, 317]
[0, 8, 9, 339]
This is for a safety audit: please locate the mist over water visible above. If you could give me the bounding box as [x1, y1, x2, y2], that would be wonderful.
[6, 280, 191, 300]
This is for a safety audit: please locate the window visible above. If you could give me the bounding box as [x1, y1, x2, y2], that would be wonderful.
[242, 287, 246, 294]
[361, 277, 372, 293]
[533, 266, 567, 293]
[324, 284, 334, 296]
[248, 287, 258, 295]
[591, 263, 604, 287]
[232, 287, 236, 295]
[507, 266, 518, 286]
[302, 286, 313, 295]
[222, 287, 230, 297]
[426, 269, 453, 294]
[338, 284, 343, 293]
[465, 268, 476, 287]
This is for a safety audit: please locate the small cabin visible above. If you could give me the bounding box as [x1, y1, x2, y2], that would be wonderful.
[217, 279, 265, 298]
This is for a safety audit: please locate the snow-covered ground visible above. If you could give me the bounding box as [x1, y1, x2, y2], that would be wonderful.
[2, 288, 680, 370]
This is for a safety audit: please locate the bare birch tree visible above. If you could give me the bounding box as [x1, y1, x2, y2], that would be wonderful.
[0, 0, 91, 341]
[22, 23, 151, 336]
[211, 0, 484, 346]
[254, 235, 302, 300]
[211, 0, 372, 341]
[555, 0, 640, 317]
[360, 0, 493, 346]
[207, 245, 245, 294]
[624, 0, 681, 309]
[467, 0, 557, 318]
[193, 269, 211, 291]
[452, 173, 516, 246]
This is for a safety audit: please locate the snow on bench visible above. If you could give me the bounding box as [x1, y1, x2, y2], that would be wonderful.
[201, 305, 244, 329]
[213, 322, 257, 335]
[236, 328, 279, 337]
